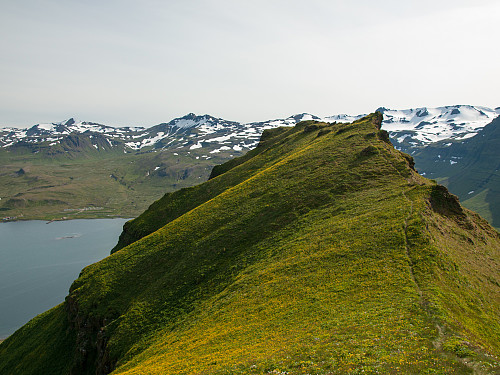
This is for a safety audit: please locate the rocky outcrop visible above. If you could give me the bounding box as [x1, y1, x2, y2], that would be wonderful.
[66, 296, 114, 375]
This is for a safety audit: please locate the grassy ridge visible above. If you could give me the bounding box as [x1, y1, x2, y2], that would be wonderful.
[1, 114, 499, 374]
[111, 126, 297, 252]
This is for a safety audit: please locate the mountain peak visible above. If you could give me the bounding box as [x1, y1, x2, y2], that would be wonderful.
[288, 113, 321, 122]
[375, 106, 389, 113]
[180, 112, 199, 119]
[168, 113, 212, 128]
[64, 118, 75, 126]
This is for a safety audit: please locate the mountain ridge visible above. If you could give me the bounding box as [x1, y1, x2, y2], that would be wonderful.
[1, 113, 498, 374]
[1, 105, 499, 229]
[2, 105, 498, 152]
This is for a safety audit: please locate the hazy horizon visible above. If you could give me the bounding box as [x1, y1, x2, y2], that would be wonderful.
[1, 0, 499, 128]
[1, 104, 500, 130]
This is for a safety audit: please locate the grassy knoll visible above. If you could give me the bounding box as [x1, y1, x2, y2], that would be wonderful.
[1, 114, 499, 374]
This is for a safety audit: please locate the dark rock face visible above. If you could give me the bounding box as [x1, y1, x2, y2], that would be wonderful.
[429, 185, 463, 217]
[375, 107, 388, 113]
[65, 118, 76, 126]
[66, 296, 115, 375]
[372, 111, 383, 130]
[416, 109, 429, 117]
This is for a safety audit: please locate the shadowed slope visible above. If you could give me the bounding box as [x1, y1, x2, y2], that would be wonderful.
[1, 114, 499, 374]
[412, 116, 500, 229]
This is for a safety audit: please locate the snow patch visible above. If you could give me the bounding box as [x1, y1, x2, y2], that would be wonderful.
[210, 145, 231, 154]
[190, 142, 203, 150]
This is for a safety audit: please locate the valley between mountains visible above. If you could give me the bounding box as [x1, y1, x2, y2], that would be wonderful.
[0, 113, 499, 374]
[1, 105, 499, 229]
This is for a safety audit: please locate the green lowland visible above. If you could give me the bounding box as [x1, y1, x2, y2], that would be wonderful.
[0, 135, 235, 221]
[0, 114, 499, 374]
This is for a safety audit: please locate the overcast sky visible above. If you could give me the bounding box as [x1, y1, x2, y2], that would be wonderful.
[1, 0, 498, 128]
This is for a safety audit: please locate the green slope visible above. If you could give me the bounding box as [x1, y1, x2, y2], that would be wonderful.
[111, 126, 297, 253]
[1, 114, 499, 374]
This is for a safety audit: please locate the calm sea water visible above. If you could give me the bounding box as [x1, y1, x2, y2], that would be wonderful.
[0, 218, 129, 339]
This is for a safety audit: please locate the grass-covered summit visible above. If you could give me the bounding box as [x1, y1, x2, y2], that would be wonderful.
[1, 113, 499, 374]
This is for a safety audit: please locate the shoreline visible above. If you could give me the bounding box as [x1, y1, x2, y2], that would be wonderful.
[1, 215, 133, 224]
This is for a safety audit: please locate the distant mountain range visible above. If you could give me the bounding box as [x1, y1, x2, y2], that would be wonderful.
[1, 105, 498, 153]
[0, 105, 499, 227]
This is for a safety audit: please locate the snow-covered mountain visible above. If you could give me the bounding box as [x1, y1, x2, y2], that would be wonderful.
[1, 105, 498, 154]
[379, 105, 500, 148]
[0, 113, 338, 154]
[0, 118, 144, 149]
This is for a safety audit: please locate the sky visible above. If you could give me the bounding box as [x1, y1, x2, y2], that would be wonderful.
[1, 0, 499, 128]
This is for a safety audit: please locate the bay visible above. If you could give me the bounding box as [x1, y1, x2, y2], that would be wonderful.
[0, 218, 129, 339]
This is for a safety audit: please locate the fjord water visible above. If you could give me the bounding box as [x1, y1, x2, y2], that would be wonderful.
[0, 218, 128, 339]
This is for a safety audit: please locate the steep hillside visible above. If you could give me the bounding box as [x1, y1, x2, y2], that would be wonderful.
[111, 126, 292, 252]
[1, 113, 499, 374]
[411, 116, 500, 229]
